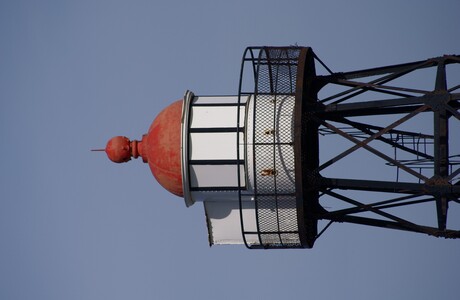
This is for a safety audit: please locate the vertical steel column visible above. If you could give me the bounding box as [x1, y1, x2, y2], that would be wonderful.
[295, 47, 320, 247]
[433, 60, 449, 230]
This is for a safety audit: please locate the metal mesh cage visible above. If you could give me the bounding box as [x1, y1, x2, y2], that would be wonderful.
[238, 47, 312, 249]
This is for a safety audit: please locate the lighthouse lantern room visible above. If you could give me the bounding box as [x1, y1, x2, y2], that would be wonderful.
[101, 46, 460, 249]
[103, 47, 316, 249]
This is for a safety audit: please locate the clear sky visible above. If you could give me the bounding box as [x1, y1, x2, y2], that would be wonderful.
[1, 1, 459, 299]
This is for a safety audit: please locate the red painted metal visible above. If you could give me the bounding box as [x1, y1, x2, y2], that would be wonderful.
[144, 100, 183, 197]
[105, 136, 132, 163]
[104, 100, 184, 197]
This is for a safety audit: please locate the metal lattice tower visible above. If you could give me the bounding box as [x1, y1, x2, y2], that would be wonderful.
[237, 46, 460, 249]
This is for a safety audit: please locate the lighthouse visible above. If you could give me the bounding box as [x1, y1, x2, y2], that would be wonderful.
[101, 46, 460, 249]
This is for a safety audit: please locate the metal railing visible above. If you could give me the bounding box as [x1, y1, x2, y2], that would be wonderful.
[237, 47, 307, 249]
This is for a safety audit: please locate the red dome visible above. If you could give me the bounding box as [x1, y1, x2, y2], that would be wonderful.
[144, 100, 183, 196]
[103, 100, 184, 197]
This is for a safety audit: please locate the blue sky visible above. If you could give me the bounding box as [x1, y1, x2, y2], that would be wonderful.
[1, 1, 459, 299]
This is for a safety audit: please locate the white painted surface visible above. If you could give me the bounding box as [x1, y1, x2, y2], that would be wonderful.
[182, 94, 249, 206]
[189, 164, 245, 188]
[190, 105, 245, 128]
[189, 132, 244, 160]
[204, 201, 259, 245]
[190, 190, 241, 202]
[192, 95, 246, 105]
[183, 93, 300, 245]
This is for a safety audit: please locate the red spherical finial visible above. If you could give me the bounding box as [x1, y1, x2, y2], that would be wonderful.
[105, 136, 132, 163]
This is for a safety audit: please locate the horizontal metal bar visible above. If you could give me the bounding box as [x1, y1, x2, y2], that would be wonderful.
[373, 197, 435, 210]
[324, 197, 435, 218]
[254, 92, 296, 96]
[255, 193, 296, 197]
[323, 189, 437, 234]
[256, 62, 299, 66]
[319, 61, 431, 104]
[322, 178, 460, 194]
[189, 127, 244, 133]
[336, 78, 429, 94]
[322, 178, 427, 194]
[320, 215, 460, 237]
[321, 96, 455, 118]
[320, 104, 428, 118]
[243, 231, 299, 234]
[329, 118, 434, 139]
[448, 84, 460, 92]
[335, 59, 436, 80]
[254, 142, 293, 146]
[444, 55, 460, 63]
[190, 187, 241, 191]
[189, 159, 244, 165]
[192, 102, 247, 107]
[323, 95, 433, 113]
